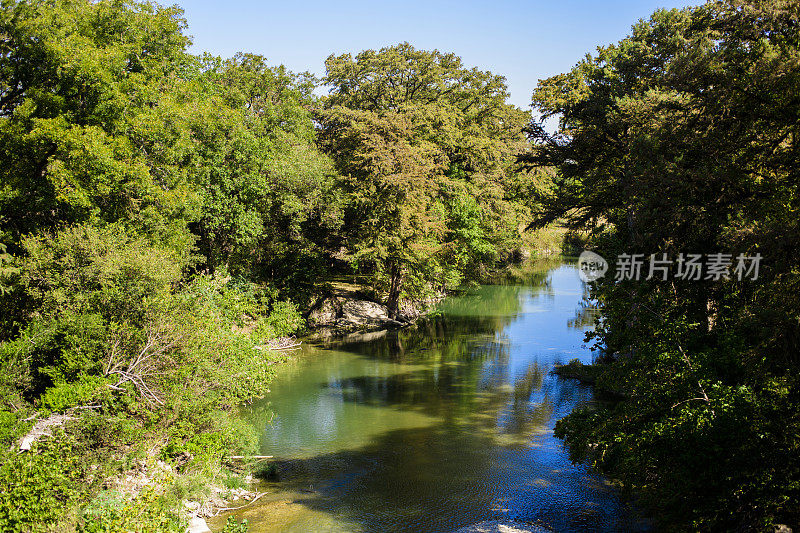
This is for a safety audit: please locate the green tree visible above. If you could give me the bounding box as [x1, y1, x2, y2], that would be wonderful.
[0, 2, 316, 528]
[0, 0, 199, 249]
[318, 43, 532, 315]
[187, 53, 341, 292]
[525, 1, 800, 529]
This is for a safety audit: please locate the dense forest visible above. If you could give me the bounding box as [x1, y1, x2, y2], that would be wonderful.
[0, 0, 798, 531]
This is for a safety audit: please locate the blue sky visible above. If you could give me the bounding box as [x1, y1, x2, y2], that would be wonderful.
[178, 0, 695, 109]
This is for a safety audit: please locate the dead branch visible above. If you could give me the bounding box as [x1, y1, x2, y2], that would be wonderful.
[212, 492, 268, 516]
[255, 336, 302, 351]
[104, 324, 182, 406]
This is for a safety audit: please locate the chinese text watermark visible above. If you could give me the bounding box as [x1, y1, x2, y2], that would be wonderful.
[578, 251, 761, 282]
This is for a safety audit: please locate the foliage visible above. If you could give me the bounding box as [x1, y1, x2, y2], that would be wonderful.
[0, 433, 83, 531]
[187, 53, 341, 290]
[0, 1, 542, 530]
[529, 1, 800, 530]
[0, 244, 17, 295]
[0, 220, 292, 529]
[220, 517, 249, 533]
[80, 485, 186, 533]
[0, 0, 199, 249]
[317, 43, 539, 314]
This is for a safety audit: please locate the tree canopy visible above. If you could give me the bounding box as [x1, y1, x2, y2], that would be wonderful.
[318, 43, 536, 314]
[524, 1, 800, 529]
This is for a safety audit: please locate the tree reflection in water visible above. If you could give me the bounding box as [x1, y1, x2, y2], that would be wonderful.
[224, 262, 649, 533]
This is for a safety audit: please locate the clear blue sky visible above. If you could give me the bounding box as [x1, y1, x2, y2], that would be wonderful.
[178, 0, 695, 109]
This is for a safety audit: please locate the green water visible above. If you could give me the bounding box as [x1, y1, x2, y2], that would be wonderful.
[216, 262, 647, 532]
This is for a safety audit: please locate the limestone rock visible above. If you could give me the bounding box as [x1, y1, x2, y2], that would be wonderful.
[186, 516, 211, 533]
[341, 299, 390, 325]
[307, 297, 341, 327]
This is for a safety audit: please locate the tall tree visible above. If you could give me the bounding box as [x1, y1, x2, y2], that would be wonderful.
[0, 0, 198, 250]
[186, 53, 340, 295]
[318, 43, 532, 315]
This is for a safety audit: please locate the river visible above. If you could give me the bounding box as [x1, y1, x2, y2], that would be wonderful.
[214, 260, 648, 532]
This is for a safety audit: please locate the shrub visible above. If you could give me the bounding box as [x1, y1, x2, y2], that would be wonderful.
[0, 433, 83, 531]
[38, 375, 114, 412]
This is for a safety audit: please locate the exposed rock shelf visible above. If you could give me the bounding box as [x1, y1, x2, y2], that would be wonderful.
[306, 293, 442, 337]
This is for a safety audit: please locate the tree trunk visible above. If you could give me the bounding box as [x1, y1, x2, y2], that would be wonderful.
[386, 262, 405, 320]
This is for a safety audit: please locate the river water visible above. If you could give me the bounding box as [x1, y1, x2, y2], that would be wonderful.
[216, 261, 648, 532]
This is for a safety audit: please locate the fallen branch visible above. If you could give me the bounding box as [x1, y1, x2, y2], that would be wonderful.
[212, 492, 267, 516]
[255, 336, 303, 351]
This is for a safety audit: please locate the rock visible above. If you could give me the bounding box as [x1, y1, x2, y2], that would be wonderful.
[774, 525, 793, 533]
[451, 521, 550, 533]
[186, 517, 211, 533]
[341, 299, 390, 324]
[307, 291, 444, 338]
[307, 297, 341, 327]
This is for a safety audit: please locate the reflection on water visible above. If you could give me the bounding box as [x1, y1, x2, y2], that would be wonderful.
[216, 262, 648, 532]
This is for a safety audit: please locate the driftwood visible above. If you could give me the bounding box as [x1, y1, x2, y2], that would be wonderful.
[212, 492, 268, 516]
[254, 336, 302, 351]
[226, 455, 273, 460]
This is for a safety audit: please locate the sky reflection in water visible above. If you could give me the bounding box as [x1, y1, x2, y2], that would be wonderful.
[219, 262, 646, 533]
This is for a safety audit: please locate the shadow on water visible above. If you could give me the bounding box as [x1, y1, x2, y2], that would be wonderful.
[216, 262, 649, 533]
[239, 422, 636, 533]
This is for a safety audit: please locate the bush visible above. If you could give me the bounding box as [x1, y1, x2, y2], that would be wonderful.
[38, 375, 114, 412]
[80, 485, 185, 533]
[0, 433, 83, 531]
[0, 223, 301, 530]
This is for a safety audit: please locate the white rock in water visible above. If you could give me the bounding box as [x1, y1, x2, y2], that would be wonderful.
[186, 516, 211, 533]
[451, 521, 550, 533]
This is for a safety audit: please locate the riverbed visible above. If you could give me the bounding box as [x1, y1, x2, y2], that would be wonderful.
[213, 261, 648, 532]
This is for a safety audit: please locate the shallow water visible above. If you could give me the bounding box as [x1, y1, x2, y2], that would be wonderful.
[216, 262, 648, 532]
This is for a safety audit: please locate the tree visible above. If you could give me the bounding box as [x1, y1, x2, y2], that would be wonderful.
[318, 43, 532, 316]
[0, 0, 198, 251]
[185, 52, 341, 296]
[525, 1, 800, 529]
